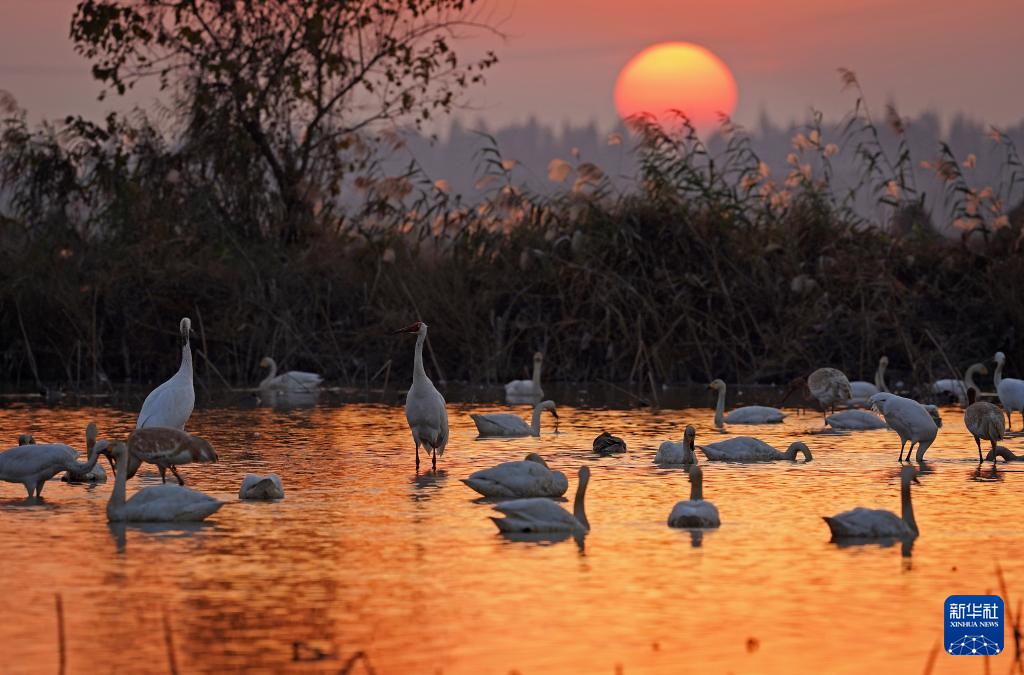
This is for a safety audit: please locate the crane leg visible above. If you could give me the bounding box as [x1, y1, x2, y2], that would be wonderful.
[158, 466, 168, 484]
[415, 445, 420, 469]
[976, 437, 983, 463]
[169, 465, 185, 486]
[431, 448, 437, 470]
[899, 440, 907, 462]
[35, 480, 44, 497]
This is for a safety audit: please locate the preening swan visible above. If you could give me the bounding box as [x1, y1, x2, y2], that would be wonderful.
[106, 441, 223, 522]
[933, 362, 988, 405]
[471, 400, 558, 437]
[849, 356, 889, 403]
[258, 357, 323, 393]
[505, 352, 544, 402]
[137, 317, 195, 430]
[667, 463, 720, 528]
[491, 466, 590, 533]
[709, 379, 785, 427]
[825, 410, 887, 431]
[868, 393, 938, 462]
[395, 321, 448, 469]
[239, 474, 285, 500]
[98, 427, 218, 485]
[994, 352, 1024, 430]
[462, 453, 568, 498]
[654, 425, 698, 465]
[0, 423, 101, 497]
[699, 437, 812, 462]
[782, 368, 853, 417]
[17, 433, 106, 483]
[964, 388, 1005, 463]
[824, 465, 919, 540]
[593, 431, 627, 454]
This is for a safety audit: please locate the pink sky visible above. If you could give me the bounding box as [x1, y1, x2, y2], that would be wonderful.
[2, 0, 1021, 131]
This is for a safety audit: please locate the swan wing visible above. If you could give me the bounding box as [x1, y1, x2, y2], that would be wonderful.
[849, 381, 879, 400]
[493, 497, 577, 532]
[724, 406, 786, 424]
[825, 410, 887, 430]
[464, 462, 567, 498]
[239, 473, 284, 499]
[668, 500, 720, 528]
[124, 484, 223, 522]
[471, 413, 530, 437]
[700, 436, 776, 461]
[823, 507, 911, 538]
[505, 380, 543, 399]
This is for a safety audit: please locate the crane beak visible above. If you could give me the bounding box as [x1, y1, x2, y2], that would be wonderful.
[391, 322, 421, 335]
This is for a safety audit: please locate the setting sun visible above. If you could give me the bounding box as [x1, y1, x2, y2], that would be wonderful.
[614, 41, 738, 134]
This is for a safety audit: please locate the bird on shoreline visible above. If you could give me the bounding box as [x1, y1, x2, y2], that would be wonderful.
[394, 321, 448, 470]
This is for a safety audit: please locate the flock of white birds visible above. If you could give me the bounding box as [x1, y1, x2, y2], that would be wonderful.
[1, 316, 1022, 549]
[394, 321, 1024, 544]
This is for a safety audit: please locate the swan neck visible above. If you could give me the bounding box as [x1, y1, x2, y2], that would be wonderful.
[875, 360, 888, 392]
[70, 442, 101, 475]
[901, 476, 918, 534]
[413, 331, 428, 385]
[574, 473, 590, 531]
[260, 358, 278, 387]
[690, 471, 704, 501]
[714, 386, 725, 428]
[532, 359, 543, 387]
[530, 403, 543, 436]
[965, 364, 981, 391]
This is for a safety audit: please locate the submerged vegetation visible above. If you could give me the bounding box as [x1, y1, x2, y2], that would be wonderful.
[1, 2, 1023, 393]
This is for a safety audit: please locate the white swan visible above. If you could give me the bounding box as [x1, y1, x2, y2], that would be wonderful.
[667, 463, 720, 528]
[491, 466, 589, 533]
[868, 393, 939, 462]
[394, 321, 448, 469]
[709, 379, 785, 427]
[462, 453, 568, 498]
[783, 368, 853, 417]
[138, 317, 195, 430]
[994, 352, 1024, 430]
[825, 410, 887, 431]
[699, 437, 812, 462]
[849, 356, 889, 403]
[17, 433, 106, 483]
[239, 474, 285, 500]
[933, 362, 988, 405]
[654, 425, 698, 464]
[593, 432, 626, 454]
[106, 441, 223, 522]
[0, 423, 102, 497]
[505, 352, 544, 402]
[98, 427, 218, 485]
[824, 465, 919, 539]
[258, 357, 322, 392]
[964, 388, 1005, 463]
[470, 400, 558, 437]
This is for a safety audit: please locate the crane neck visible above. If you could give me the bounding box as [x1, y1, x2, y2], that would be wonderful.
[713, 386, 726, 428]
[995, 359, 1004, 387]
[413, 330, 429, 386]
[179, 339, 193, 382]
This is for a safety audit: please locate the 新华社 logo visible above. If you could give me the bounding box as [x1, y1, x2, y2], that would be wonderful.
[945, 595, 1004, 655]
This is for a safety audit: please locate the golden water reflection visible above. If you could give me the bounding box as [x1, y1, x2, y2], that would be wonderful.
[0, 401, 1021, 674]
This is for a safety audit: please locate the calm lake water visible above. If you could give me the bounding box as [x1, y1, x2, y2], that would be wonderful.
[0, 391, 1021, 674]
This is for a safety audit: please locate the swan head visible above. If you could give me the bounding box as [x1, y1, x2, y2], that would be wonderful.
[995, 351, 1006, 364]
[707, 379, 726, 392]
[259, 357, 274, 369]
[392, 321, 427, 337]
[17, 433, 34, 446]
[788, 442, 812, 461]
[539, 399, 558, 418]
[879, 355, 889, 367]
[533, 352, 544, 364]
[524, 452, 549, 467]
[683, 425, 696, 445]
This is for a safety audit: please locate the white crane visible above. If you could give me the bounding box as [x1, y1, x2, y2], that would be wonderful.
[105, 441, 223, 522]
[462, 453, 568, 498]
[994, 352, 1024, 430]
[654, 425, 699, 465]
[825, 410, 887, 431]
[868, 393, 938, 462]
[239, 474, 285, 500]
[964, 388, 1005, 464]
[471, 400, 558, 437]
[782, 368, 853, 418]
[394, 321, 448, 469]
[491, 466, 590, 533]
[932, 362, 988, 405]
[699, 437, 812, 462]
[138, 317, 195, 430]
[0, 423, 101, 498]
[505, 352, 544, 402]
[823, 465, 919, 540]
[849, 356, 889, 404]
[709, 379, 785, 427]
[258, 357, 323, 393]
[667, 463, 720, 528]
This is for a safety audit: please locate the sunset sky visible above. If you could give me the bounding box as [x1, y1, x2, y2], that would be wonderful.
[2, 0, 1022, 132]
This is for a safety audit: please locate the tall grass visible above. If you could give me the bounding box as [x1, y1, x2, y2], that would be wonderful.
[1, 75, 1023, 393]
